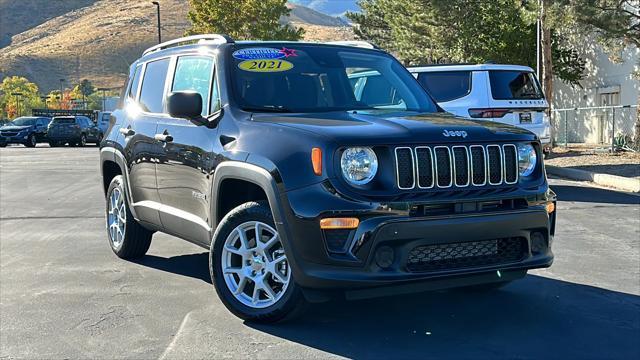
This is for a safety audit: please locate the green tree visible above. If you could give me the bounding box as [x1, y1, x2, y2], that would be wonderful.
[70, 79, 95, 110]
[0, 76, 44, 119]
[187, 0, 304, 40]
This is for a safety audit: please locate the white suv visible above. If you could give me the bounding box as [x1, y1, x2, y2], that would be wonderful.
[408, 64, 551, 156]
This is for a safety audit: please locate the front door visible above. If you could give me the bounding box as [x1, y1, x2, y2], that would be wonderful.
[155, 54, 219, 245]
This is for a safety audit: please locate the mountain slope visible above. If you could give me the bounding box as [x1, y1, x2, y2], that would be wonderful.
[0, 0, 354, 92]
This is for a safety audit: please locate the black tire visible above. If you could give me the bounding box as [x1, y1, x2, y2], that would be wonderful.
[105, 175, 153, 259]
[0, 143, 6, 148]
[210, 201, 306, 323]
[96, 134, 103, 146]
[49, 141, 59, 147]
[25, 134, 37, 147]
[79, 134, 87, 147]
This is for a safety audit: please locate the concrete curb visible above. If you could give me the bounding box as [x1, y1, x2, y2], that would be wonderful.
[546, 165, 640, 193]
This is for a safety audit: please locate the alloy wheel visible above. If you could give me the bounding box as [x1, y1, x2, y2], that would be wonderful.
[221, 221, 290, 309]
[107, 187, 126, 249]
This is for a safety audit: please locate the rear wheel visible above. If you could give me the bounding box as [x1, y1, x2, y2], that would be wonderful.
[211, 201, 305, 323]
[78, 134, 87, 147]
[106, 175, 153, 259]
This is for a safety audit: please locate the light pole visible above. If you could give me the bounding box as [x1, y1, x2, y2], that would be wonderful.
[97, 87, 108, 111]
[11, 92, 23, 117]
[59, 78, 65, 109]
[40, 96, 48, 109]
[152, 1, 162, 44]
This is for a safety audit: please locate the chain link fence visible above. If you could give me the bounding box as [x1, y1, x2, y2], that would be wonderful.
[551, 105, 638, 151]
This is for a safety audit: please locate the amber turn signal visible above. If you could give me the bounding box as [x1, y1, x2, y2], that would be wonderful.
[546, 202, 555, 214]
[311, 147, 322, 176]
[320, 217, 360, 230]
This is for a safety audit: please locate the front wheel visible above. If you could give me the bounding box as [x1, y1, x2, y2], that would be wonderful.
[25, 134, 37, 147]
[106, 175, 153, 259]
[211, 201, 306, 323]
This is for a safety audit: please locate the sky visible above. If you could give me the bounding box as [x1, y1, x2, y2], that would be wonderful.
[289, 0, 360, 16]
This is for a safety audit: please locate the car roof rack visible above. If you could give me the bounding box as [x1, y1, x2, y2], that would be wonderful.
[325, 40, 378, 50]
[142, 34, 235, 56]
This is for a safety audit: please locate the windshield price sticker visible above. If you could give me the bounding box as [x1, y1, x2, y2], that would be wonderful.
[238, 59, 293, 72]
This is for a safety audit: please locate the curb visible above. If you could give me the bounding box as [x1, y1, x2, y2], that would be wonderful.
[546, 165, 640, 193]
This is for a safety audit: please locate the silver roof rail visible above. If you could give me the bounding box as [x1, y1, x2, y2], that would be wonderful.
[142, 34, 234, 56]
[325, 40, 377, 49]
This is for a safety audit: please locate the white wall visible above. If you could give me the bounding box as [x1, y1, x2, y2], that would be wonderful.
[552, 44, 639, 144]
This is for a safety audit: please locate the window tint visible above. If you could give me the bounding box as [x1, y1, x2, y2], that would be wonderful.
[128, 65, 142, 100]
[139, 59, 170, 113]
[489, 71, 543, 100]
[172, 56, 214, 116]
[51, 117, 75, 124]
[356, 73, 404, 108]
[417, 71, 471, 102]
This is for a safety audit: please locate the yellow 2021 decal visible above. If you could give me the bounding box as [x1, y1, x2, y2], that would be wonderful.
[238, 59, 293, 72]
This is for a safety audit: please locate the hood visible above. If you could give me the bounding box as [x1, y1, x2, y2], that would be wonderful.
[0, 125, 32, 131]
[251, 110, 536, 145]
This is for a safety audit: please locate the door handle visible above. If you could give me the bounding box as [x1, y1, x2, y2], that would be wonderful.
[154, 132, 173, 143]
[119, 127, 135, 136]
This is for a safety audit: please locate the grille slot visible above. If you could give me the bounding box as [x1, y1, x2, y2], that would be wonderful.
[394, 147, 415, 189]
[395, 144, 519, 190]
[406, 237, 526, 272]
[415, 147, 434, 188]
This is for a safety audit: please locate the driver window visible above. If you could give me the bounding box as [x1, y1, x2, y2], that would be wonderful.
[172, 56, 214, 116]
[347, 70, 406, 110]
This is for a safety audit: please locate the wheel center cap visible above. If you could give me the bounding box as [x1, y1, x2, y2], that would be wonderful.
[251, 255, 264, 271]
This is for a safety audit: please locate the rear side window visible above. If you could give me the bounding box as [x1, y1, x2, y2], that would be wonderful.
[128, 65, 142, 100]
[417, 71, 471, 102]
[489, 71, 543, 100]
[139, 58, 170, 113]
[172, 56, 214, 116]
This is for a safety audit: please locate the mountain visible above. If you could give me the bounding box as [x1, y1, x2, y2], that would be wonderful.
[0, 0, 354, 93]
[289, 0, 360, 17]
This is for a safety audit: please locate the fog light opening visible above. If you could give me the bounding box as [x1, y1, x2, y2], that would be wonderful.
[375, 246, 395, 269]
[530, 231, 547, 254]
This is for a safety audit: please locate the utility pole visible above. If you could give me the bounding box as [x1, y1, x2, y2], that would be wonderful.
[59, 78, 65, 109]
[536, 0, 541, 80]
[11, 92, 23, 117]
[152, 1, 162, 44]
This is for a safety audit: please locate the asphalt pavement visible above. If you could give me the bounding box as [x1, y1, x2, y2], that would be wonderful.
[1, 145, 639, 359]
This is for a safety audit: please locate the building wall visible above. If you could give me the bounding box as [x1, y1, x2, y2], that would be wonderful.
[551, 44, 639, 144]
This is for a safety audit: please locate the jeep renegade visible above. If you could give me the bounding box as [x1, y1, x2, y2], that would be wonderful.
[100, 35, 556, 323]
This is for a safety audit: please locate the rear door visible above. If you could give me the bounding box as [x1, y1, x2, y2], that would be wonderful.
[123, 58, 171, 226]
[415, 70, 476, 116]
[34, 118, 48, 141]
[155, 54, 218, 245]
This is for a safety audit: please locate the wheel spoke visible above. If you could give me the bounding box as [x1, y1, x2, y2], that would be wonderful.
[262, 234, 279, 251]
[223, 267, 242, 275]
[261, 278, 277, 300]
[233, 276, 247, 295]
[272, 254, 286, 265]
[252, 283, 261, 304]
[270, 269, 287, 284]
[237, 228, 250, 250]
[224, 245, 244, 256]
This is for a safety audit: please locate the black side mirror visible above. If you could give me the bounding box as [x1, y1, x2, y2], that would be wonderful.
[168, 91, 203, 120]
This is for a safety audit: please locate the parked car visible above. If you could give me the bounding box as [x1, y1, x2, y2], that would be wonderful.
[0, 119, 11, 126]
[100, 35, 555, 323]
[47, 116, 103, 147]
[407, 64, 552, 157]
[0, 116, 51, 147]
[97, 111, 112, 134]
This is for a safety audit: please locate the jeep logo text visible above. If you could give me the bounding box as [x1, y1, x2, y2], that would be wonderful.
[443, 130, 468, 138]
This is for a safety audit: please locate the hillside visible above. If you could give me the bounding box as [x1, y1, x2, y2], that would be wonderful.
[0, 0, 354, 93]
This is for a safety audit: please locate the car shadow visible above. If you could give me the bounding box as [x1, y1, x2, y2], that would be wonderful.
[550, 184, 640, 205]
[133, 253, 212, 284]
[248, 275, 640, 358]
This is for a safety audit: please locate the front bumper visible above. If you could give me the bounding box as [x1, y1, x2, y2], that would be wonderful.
[278, 182, 555, 298]
[0, 134, 30, 144]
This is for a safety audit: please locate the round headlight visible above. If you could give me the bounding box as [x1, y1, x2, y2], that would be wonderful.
[518, 143, 537, 177]
[341, 147, 378, 185]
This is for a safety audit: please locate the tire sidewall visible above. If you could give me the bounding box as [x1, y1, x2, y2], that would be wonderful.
[210, 202, 302, 322]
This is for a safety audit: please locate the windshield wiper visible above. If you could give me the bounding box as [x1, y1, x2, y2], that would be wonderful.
[242, 105, 292, 113]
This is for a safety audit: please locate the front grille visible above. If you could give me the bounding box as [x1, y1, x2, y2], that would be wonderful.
[406, 237, 526, 272]
[395, 144, 519, 190]
[1, 131, 18, 137]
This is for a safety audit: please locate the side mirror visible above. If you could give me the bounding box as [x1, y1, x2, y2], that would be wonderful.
[168, 91, 203, 120]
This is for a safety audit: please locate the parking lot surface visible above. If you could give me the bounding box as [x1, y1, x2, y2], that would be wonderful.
[1, 146, 639, 359]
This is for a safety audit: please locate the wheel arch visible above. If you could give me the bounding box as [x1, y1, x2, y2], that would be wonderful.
[100, 147, 138, 219]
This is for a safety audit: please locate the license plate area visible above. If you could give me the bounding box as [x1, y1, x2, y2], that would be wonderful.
[519, 112, 532, 123]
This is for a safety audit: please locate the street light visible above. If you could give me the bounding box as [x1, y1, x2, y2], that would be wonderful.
[151, 1, 162, 44]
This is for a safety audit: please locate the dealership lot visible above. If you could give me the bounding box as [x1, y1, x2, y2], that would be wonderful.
[1, 146, 638, 359]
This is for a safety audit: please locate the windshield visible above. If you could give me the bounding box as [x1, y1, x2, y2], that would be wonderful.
[10, 117, 37, 126]
[51, 117, 75, 124]
[229, 44, 438, 113]
[489, 70, 544, 100]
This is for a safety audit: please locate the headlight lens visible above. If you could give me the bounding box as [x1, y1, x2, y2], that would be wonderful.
[341, 147, 378, 185]
[518, 143, 537, 177]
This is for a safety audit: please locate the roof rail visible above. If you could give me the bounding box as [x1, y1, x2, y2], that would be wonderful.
[325, 40, 378, 50]
[142, 34, 235, 56]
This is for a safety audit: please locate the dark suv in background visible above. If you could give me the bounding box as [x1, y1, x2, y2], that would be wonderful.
[47, 116, 102, 147]
[100, 35, 556, 323]
[0, 116, 51, 147]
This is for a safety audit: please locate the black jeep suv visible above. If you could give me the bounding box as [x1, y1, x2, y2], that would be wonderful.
[48, 116, 102, 147]
[100, 35, 556, 322]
